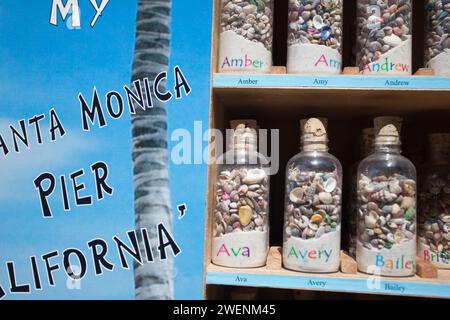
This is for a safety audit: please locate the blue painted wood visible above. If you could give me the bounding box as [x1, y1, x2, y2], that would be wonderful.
[213, 74, 450, 90]
[206, 272, 450, 298]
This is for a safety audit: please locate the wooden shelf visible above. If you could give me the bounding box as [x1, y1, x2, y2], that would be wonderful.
[205, 0, 450, 300]
[206, 261, 450, 299]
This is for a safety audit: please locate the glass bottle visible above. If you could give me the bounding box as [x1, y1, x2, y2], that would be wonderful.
[283, 118, 342, 273]
[424, 0, 450, 75]
[355, 0, 412, 75]
[346, 128, 375, 258]
[218, 0, 274, 73]
[418, 133, 450, 269]
[212, 120, 270, 268]
[287, 0, 343, 74]
[356, 118, 417, 277]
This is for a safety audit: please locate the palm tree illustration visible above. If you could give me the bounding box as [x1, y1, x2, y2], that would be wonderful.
[131, 0, 173, 300]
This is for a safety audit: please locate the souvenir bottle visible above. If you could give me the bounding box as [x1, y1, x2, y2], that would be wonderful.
[424, 0, 450, 75]
[418, 133, 450, 269]
[355, 0, 412, 75]
[283, 118, 342, 273]
[357, 117, 417, 276]
[212, 120, 270, 267]
[218, 0, 274, 73]
[287, 0, 343, 74]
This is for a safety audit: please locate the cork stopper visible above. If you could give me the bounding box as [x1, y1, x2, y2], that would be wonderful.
[229, 119, 258, 152]
[301, 118, 329, 151]
[428, 133, 450, 163]
[374, 117, 402, 146]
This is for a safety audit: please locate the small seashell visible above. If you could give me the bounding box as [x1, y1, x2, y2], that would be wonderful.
[238, 205, 252, 227]
[401, 197, 414, 209]
[300, 206, 313, 216]
[404, 207, 415, 221]
[372, 190, 397, 202]
[391, 204, 403, 218]
[289, 187, 305, 204]
[311, 213, 324, 224]
[242, 169, 266, 185]
[368, 202, 379, 210]
[394, 230, 405, 243]
[386, 233, 395, 243]
[316, 204, 336, 214]
[323, 178, 337, 193]
[402, 179, 416, 196]
[308, 223, 319, 231]
[289, 224, 301, 238]
[287, 203, 294, 214]
[387, 221, 398, 229]
[318, 192, 333, 204]
[218, 171, 231, 181]
[304, 184, 317, 199]
[365, 211, 378, 229]
[388, 181, 402, 194]
[298, 216, 309, 229]
[238, 185, 248, 195]
[313, 15, 324, 30]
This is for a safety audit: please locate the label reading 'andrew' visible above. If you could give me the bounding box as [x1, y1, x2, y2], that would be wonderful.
[384, 79, 410, 87]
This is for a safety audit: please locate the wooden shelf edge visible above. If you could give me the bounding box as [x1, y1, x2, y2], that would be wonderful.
[212, 73, 450, 91]
[206, 260, 450, 299]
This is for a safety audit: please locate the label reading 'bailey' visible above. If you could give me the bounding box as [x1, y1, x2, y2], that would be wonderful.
[216, 244, 250, 258]
[375, 254, 415, 271]
[287, 247, 333, 263]
[221, 55, 265, 70]
[363, 58, 410, 74]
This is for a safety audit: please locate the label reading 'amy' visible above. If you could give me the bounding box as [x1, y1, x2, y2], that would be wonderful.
[312, 78, 329, 86]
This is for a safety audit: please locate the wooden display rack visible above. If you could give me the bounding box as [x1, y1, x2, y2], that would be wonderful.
[203, 0, 450, 299]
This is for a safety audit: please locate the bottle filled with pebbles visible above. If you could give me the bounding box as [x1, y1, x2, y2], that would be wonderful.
[425, 0, 450, 75]
[212, 120, 270, 268]
[283, 118, 343, 273]
[287, 0, 343, 74]
[418, 133, 450, 269]
[356, 0, 412, 75]
[218, 0, 274, 73]
[356, 117, 417, 277]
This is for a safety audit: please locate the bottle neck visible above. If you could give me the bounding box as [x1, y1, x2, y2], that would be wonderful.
[301, 139, 329, 152]
[374, 143, 401, 154]
[228, 128, 258, 154]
